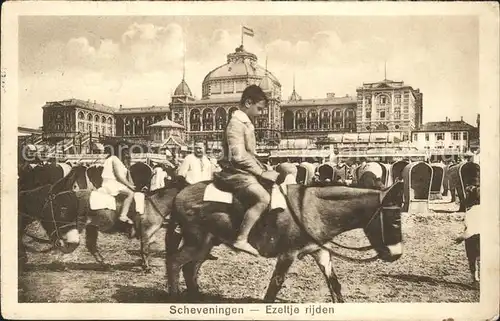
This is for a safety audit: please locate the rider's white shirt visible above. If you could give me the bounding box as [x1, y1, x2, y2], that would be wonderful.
[177, 154, 213, 185]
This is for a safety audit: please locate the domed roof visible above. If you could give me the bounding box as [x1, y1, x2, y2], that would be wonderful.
[174, 79, 192, 97]
[202, 45, 280, 86]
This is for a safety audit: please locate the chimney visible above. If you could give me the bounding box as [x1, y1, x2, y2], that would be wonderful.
[119, 104, 123, 109]
[460, 116, 463, 121]
[327, 93, 335, 99]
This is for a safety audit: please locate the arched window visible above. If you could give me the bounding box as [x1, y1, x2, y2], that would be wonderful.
[95, 115, 99, 122]
[135, 118, 143, 135]
[107, 117, 112, 125]
[283, 110, 294, 131]
[101, 116, 106, 123]
[319, 109, 330, 129]
[332, 109, 343, 131]
[307, 110, 318, 130]
[203, 108, 214, 131]
[190, 109, 201, 131]
[378, 95, 389, 105]
[87, 114, 93, 121]
[78, 111, 84, 120]
[295, 110, 306, 130]
[125, 118, 133, 135]
[215, 108, 227, 130]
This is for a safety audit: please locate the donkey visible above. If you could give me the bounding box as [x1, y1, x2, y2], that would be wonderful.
[166, 180, 405, 303]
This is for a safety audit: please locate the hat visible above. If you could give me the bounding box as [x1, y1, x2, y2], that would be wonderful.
[180, 146, 188, 152]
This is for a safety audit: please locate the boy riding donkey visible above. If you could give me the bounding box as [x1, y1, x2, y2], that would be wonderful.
[216, 85, 285, 256]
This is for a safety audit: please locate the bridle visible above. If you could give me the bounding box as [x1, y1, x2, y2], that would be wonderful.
[21, 172, 85, 250]
[329, 205, 401, 252]
[280, 185, 401, 263]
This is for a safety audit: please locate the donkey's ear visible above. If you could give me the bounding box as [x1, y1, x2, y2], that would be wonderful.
[380, 181, 404, 206]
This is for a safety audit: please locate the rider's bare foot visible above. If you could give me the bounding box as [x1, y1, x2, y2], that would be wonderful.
[233, 240, 259, 257]
[119, 215, 133, 225]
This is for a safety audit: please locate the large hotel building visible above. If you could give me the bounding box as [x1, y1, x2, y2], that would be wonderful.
[36, 44, 426, 160]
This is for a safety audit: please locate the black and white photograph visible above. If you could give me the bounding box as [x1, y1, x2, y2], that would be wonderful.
[1, 1, 499, 320]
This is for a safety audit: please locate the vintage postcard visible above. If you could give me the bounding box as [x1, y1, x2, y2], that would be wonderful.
[1, 1, 499, 320]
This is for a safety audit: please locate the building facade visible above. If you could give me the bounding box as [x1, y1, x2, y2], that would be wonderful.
[42, 99, 116, 142]
[39, 43, 425, 156]
[356, 80, 423, 139]
[411, 118, 478, 155]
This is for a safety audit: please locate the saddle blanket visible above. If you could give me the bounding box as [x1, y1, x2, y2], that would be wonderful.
[90, 190, 117, 211]
[203, 173, 296, 211]
[89, 189, 145, 214]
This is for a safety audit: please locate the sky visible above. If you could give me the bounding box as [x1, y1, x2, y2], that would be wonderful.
[18, 15, 479, 128]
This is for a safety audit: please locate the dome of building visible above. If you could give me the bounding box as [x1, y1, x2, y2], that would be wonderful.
[202, 45, 280, 99]
[174, 79, 193, 97]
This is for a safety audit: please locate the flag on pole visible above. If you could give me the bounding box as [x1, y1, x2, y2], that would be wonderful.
[242, 26, 254, 37]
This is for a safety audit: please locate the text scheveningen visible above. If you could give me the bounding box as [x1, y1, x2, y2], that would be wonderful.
[170, 305, 245, 317]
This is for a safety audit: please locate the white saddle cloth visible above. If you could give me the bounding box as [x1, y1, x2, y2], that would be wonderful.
[89, 189, 145, 214]
[203, 173, 296, 211]
[90, 190, 117, 211]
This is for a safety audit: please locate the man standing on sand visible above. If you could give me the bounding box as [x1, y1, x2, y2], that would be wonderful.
[175, 141, 218, 260]
[177, 142, 213, 185]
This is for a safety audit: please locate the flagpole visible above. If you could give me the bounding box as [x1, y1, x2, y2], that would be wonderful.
[241, 25, 243, 47]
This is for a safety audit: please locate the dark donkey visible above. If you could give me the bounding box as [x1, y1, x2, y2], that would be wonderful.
[41, 174, 187, 272]
[166, 181, 405, 302]
[84, 163, 185, 272]
[18, 165, 89, 269]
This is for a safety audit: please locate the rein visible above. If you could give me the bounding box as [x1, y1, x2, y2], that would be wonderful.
[279, 185, 390, 263]
[21, 180, 80, 249]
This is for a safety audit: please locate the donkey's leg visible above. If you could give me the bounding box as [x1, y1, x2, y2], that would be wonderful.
[465, 235, 480, 288]
[263, 253, 295, 303]
[139, 221, 162, 273]
[85, 225, 106, 266]
[182, 235, 214, 300]
[165, 222, 206, 299]
[311, 249, 344, 303]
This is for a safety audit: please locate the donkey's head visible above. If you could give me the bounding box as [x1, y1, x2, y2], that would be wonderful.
[363, 181, 404, 262]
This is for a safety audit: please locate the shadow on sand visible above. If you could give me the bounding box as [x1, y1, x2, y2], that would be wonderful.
[431, 209, 459, 214]
[126, 249, 165, 259]
[379, 273, 477, 291]
[112, 285, 265, 303]
[23, 261, 143, 273]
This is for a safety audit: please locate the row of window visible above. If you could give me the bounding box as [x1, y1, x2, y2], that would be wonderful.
[413, 132, 468, 141]
[77, 123, 113, 135]
[77, 112, 113, 124]
[365, 111, 405, 120]
[364, 95, 411, 105]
